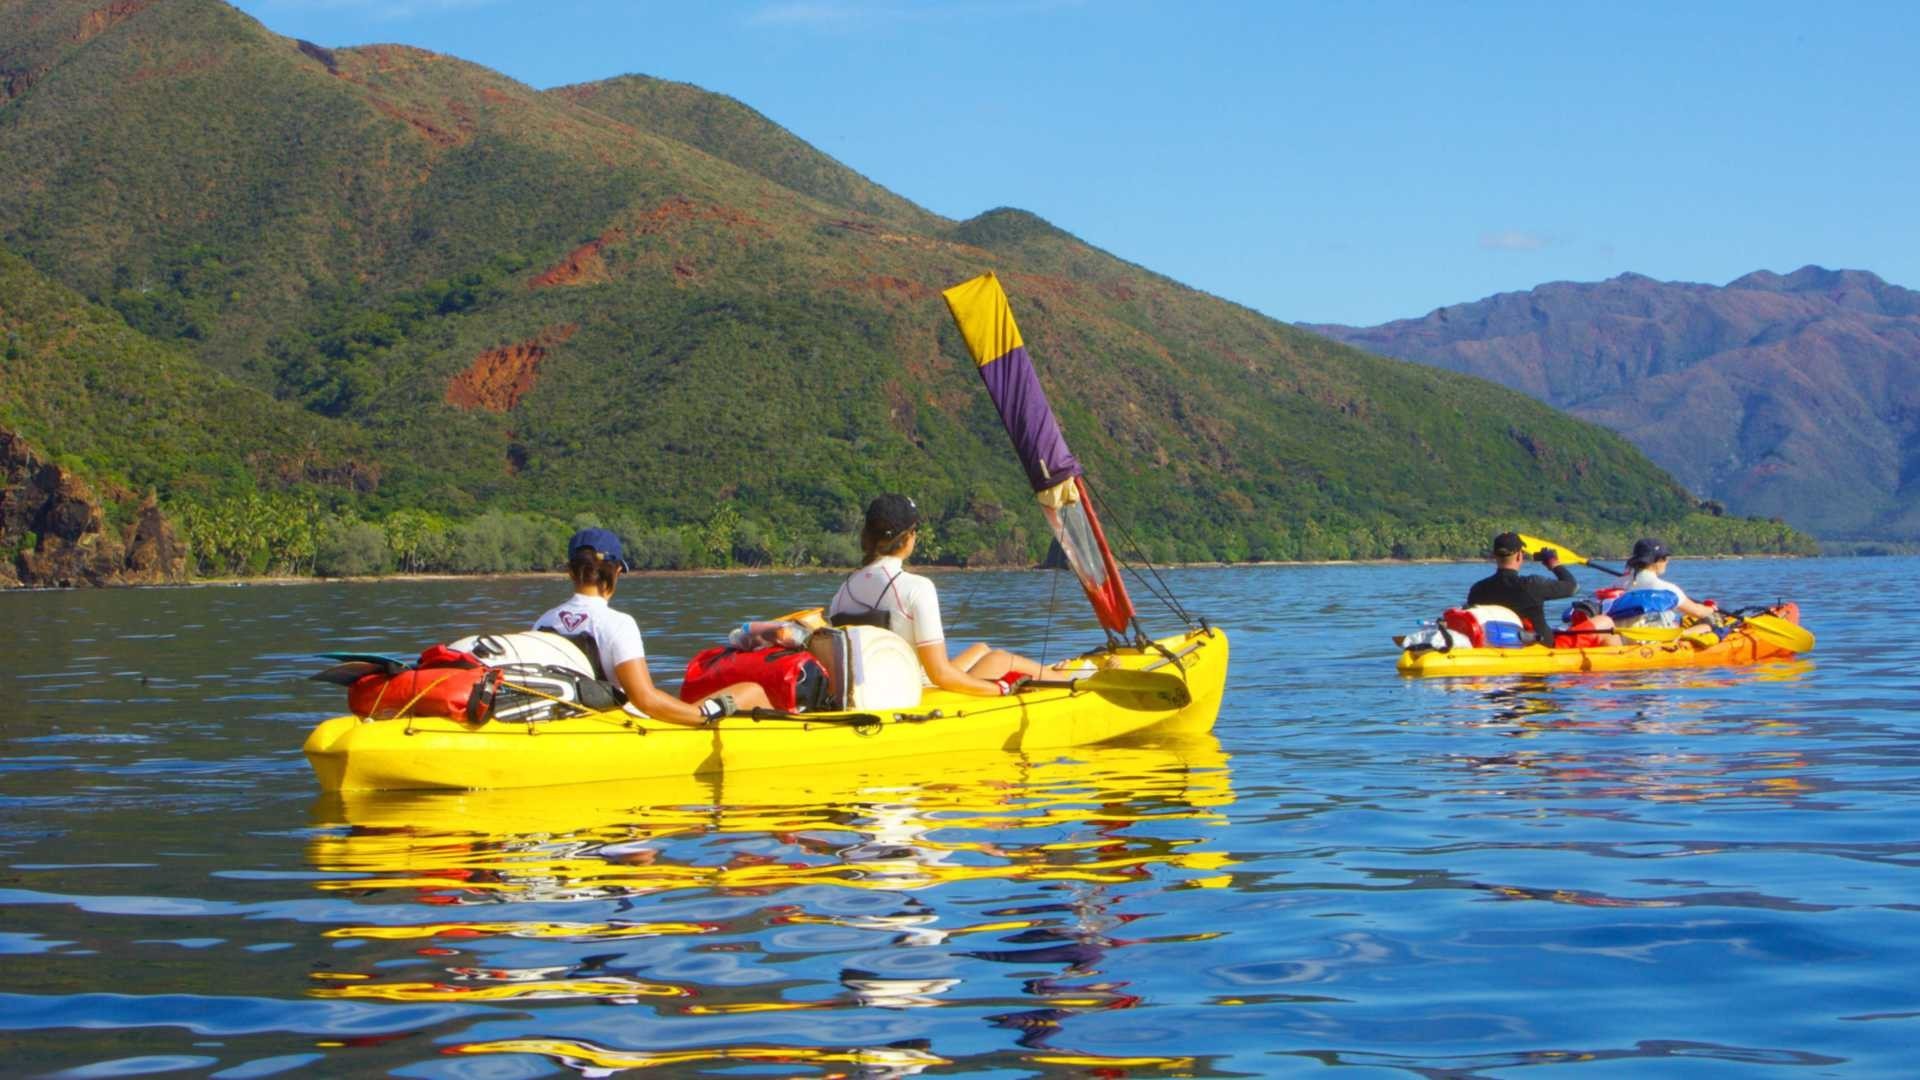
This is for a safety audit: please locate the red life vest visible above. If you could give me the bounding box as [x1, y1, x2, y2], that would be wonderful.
[682, 645, 830, 712]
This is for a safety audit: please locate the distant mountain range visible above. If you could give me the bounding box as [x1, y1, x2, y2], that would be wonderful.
[0, 0, 1806, 583]
[1306, 267, 1920, 540]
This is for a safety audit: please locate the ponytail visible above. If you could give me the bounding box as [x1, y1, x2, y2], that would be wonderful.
[860, 523, 914, 565]
[568, 547, 620, 592]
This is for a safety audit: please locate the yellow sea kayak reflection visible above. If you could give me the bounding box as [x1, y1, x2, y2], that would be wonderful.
[1430, 666, 1818, 808]
[306, 731, 1233, 926]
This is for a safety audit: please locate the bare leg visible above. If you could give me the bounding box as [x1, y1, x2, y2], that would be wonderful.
[964, 649, 1043, 680]
[952, 642, 991, 672]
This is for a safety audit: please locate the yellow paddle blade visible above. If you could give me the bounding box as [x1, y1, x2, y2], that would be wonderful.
[1618, 625, 1687, 644]
[1741, 613, 1815, 654]
[1515, 533, 1587, 565]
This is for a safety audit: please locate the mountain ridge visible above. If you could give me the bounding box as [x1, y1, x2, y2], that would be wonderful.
[1306, 267, 1920, 540]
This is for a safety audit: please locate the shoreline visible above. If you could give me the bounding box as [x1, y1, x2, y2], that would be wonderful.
[4, 551, 1821, 592]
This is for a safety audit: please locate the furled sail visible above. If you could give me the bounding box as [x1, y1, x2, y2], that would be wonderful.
[942, 271, 1135, 635]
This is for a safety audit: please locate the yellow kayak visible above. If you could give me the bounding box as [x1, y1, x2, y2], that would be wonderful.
[300, 734, 1234, 1014]
[1397, 604, 1806, 678]
[306, 732, 1234, 886]
[305, 626, 1228, 791]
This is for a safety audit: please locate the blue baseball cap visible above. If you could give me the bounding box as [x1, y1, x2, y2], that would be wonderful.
[568, 527, 630, 571]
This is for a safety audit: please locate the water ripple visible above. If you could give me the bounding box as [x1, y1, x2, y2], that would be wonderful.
[2, 560, 1917, 1075]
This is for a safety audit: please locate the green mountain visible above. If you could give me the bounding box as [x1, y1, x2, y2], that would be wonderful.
[0, 0, 1809, 579]
[548, 74, 943, 234]
[0, 247, 372, 501]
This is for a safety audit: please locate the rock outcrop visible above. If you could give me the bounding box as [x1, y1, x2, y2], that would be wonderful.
[1, 429, 188, 587]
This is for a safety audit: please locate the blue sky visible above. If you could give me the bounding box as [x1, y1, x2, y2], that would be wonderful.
[230, 1, 1917, 326]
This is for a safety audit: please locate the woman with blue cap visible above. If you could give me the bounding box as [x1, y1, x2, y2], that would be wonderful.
[535, 527, 770, 725]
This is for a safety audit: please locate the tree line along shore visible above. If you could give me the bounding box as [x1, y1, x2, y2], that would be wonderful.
[159, 494, 1812, 581]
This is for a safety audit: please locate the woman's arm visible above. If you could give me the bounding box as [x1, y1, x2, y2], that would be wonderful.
[1676, 596, 1720, 623]
[612, 657, 717, 726]
[916, 641, 1007, 697]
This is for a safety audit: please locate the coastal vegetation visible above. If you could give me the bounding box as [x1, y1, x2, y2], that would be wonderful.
[0, 0, 1815, 586]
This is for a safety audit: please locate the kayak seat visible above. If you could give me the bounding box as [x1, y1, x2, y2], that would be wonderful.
[812, 626, 923, 711]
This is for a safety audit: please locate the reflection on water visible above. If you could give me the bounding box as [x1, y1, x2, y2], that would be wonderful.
[6, 560, 1920, 1076]
[1431, 665, 1819, 810]
[303, 736, 1233, 1073]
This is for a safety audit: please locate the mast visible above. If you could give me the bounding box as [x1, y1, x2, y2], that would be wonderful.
[942, 272, 1136, 635]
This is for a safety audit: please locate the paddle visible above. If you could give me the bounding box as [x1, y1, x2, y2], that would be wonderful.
[1515, 533, 1624, 576]
[311, 653, 408, 685]
[1024, 667, 1193, 702]
[1731, 612, 1816, 654]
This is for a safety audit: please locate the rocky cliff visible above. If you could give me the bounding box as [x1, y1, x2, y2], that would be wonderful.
[1, 429, 186, 587]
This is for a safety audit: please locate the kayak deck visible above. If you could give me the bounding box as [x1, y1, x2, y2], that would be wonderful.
[306, 626, 1228, 791]
[1397, 619, 1801, 678]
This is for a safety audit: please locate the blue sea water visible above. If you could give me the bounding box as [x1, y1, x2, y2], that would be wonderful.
[0, 557, 1915, 1077]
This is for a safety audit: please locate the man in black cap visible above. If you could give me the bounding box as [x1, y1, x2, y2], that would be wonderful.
[1465, 531, 1577, 643]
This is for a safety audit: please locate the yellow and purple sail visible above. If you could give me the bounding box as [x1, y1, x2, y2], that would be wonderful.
[942, 271, 1136, 635]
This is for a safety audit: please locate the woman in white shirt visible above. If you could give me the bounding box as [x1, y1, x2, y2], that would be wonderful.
[1612, 537, 1722, 629]
[536, 528, 770, 725]
[827, 495, 1043, 697]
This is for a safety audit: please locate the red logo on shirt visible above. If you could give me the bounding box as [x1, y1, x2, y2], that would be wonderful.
[558, 612, 588, 632]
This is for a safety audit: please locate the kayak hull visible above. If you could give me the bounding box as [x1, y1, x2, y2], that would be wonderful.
[306, 626, 1228, 791]
[1397, 608, 1803, 678]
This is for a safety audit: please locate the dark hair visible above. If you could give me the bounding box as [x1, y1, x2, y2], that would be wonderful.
[860, 521, 915, 565]
[568, 547, 620, 592]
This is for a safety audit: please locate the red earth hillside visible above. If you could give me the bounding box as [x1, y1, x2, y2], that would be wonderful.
[445, 324, 579, 412]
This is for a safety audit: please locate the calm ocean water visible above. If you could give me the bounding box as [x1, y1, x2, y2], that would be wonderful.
[1, 557, 1915, 1078]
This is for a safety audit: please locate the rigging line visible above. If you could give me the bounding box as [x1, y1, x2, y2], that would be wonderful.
[951, 552, 989, 625]
[1115, 546, 1185, 625]
[1103, 511, 1195, 625]
[1129, 541, 1197, 625]
[1039, 558, 1062, 666]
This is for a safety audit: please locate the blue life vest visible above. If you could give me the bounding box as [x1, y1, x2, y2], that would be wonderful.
[1606, 588, 1679, 622]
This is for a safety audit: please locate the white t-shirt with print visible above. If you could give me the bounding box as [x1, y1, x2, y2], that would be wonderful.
[827, 556, 945, 648]
[532, 593, 646, 674]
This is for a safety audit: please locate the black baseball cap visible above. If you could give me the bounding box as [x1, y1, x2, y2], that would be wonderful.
[1629, 537, 1671, 565]
[864, 494, 919, 539]
[1491, 531, 1525, 557]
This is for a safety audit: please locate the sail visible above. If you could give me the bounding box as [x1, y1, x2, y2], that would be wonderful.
[942, 271, 1135, 635]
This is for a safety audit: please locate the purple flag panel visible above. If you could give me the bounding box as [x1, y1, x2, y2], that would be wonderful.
[979, 345, 1082, 493]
